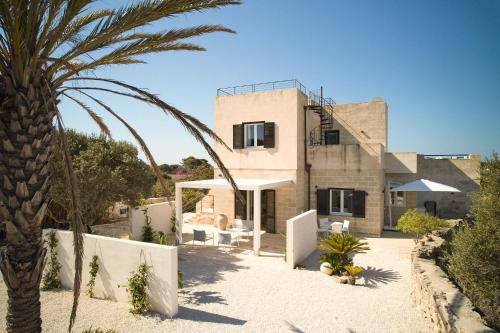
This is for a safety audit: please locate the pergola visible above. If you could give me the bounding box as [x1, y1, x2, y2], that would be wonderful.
[175, 178, 292, 256]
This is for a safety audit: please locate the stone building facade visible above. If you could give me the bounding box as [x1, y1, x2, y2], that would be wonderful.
[206, 80, 479, 236]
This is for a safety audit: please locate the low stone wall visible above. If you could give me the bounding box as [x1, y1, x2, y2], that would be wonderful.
[43, 229, 178, 317]
[411, 236, 496, 333]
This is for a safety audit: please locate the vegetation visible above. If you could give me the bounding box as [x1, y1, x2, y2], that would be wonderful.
[141, 209, 154, 243]
[319, 252, 343, 275]
[445, 154, 500, 330]
[42, 232, 62, 290]
[86, 256, 99, 298]
[344, 265, 363, 278]
[81, 328, 117, 333]
[397, 209, 449, 241]
[126, 263, 152, 315]
[0, 1, 241, 330]
[157, 231, 169, 245]
[47, 130, 155, 228]
[320, 233, 370, 271]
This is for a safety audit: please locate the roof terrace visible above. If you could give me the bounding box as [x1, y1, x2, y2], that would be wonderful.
[216, 79, 307, 96]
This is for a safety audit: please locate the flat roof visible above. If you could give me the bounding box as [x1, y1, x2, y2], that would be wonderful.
[176, 178, 293, 191]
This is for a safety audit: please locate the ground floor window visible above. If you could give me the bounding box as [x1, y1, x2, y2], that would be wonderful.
[330, 189, 353, 215]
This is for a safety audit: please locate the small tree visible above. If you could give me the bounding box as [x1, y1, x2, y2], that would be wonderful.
[141, 209, 154, 243]
[446, 153, 500, 330]
[397, 209, 449, 241]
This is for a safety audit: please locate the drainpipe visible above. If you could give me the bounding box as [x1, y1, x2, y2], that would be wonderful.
[304, 105, 312, 210]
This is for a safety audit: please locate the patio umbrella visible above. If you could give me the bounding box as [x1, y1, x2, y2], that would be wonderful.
[390, 179, 460, 193]
[388, 179, 460, 227]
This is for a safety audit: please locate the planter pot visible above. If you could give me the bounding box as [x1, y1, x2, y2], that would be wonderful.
[216, 214, 228, 230]
[320, 262, 333, 275]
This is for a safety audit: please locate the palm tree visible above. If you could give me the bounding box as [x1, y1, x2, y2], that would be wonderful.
[0, 1, 241, 332]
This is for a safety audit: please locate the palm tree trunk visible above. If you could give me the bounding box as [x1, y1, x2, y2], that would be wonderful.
[0, 80, 56, 333]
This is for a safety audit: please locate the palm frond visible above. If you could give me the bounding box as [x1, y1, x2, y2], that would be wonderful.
[62, 92, 112, 139]
[62, 81, 244, 204]
[55, 113, 84, 333]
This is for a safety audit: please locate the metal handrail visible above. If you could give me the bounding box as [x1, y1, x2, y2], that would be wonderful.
[217, 79, 307, 96]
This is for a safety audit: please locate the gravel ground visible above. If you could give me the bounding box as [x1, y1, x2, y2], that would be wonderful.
[0, 233, 430, 333]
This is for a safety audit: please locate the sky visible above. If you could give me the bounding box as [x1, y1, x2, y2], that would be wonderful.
[60, 0, 500, 164]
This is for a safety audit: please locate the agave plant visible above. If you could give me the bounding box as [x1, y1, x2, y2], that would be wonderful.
[0, 1, 241, 332]
[319, 233, 370, 266]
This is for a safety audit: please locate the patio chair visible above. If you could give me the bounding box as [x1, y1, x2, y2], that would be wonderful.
[192, 229, 214, 245]
[317, 218, 332, 238]
[218, 232, 240, 248]
[329, 222, 343, 235]
[342, 220, 350, 234]
[233, 219, 253, 237]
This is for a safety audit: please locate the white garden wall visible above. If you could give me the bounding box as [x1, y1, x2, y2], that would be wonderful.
[129, 201, 174, 241]
[44, 230, 178, 317]
[286, 210, 317, 269]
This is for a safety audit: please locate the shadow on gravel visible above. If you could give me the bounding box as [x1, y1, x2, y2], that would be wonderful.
[176, 306, 246, 326]
[359, 266, 401, 288]
[179, 247, 248, 288]
[179, 290, 228, 305]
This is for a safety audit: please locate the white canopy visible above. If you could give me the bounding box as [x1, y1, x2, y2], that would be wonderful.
[390, 179, 460, 192]
[176, 178, 292, 191]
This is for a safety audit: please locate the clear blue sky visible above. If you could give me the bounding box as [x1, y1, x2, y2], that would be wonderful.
[60, 0, 500, 164]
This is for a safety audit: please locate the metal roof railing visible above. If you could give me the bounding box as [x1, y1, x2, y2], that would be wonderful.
[217, 79, 307, 96]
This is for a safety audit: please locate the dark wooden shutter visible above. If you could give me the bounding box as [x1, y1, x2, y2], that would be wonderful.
[233, 124, 243, 149]
[263, 122, 275, 148]
[353, 190, 366, 218]
[316, 189, 330, 215]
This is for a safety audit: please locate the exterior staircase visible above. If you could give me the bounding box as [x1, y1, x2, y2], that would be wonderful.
[308, 89, 336, 145]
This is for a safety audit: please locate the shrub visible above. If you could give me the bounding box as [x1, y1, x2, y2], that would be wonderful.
[344, 265, 363, 277]
[81, 328, 117, 333]
[319, 252, 343, 274]
[319, 233, 370, 269]
[141, 209, 154, 243]
[157, 231, 168, 245]
[42, 231, 62, 290]
[87, 255, 99, 298]
[446, 153, 500, 330]
[397, 209, 449, 241]
[126, 263, 152, 315]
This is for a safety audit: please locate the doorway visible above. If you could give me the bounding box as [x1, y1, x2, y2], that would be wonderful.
[234, 190, 276, 233]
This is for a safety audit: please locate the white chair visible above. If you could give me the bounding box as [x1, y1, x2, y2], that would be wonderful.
[232, 219, 253, 237]
[318, 218, 332, 238]
[342, 220, 350, 233]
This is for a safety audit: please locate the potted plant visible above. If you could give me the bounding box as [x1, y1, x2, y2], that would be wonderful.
[319, 252, 342, 276]
[344, 265, 363, 285]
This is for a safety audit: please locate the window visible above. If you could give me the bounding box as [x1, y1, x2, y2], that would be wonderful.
[329, 189, 353, 215]
[325, 130, 339, 145]
[390, 191, 405, 207]
[244, 123, 264, 148]
[389, 182, 405, 207]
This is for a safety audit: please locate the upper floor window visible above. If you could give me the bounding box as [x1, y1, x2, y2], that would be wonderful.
[244, 123, 264, 148]
[330, 188, 353, 215]
[325, 130, 339, 145]
[233, 122, 275, 149]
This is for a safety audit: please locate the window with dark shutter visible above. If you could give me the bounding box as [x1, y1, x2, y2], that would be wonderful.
[324, 130, 339, 145]
[263, 122, 275, 148]
[316, 189, 330, 215]
[233, 124, 243, 149]
[353, 190, 366, 218]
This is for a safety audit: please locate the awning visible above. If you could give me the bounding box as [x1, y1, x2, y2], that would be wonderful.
[176, 178, 293, 191]
[390, 179, 460, 192]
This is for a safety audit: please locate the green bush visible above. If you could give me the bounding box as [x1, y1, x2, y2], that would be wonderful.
[319, 233, 370, 274]
[446, 154, 500, 330]
[397, 209, 449, 240]
[81, 328, 117, 333]
[141, 209, 154, 243]
[86, 255, 99, 298]
[126, 263, 152, 315]
[42, 231, 62, 290]
[319, 252, 343, 274]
